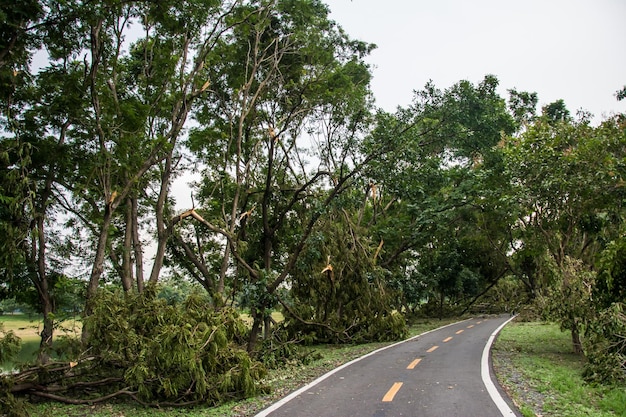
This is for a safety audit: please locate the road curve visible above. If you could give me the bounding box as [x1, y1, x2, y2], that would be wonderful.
[256, 314, 520, 417]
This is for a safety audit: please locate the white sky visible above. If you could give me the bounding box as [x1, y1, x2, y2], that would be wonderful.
[323, 0, 626, 120]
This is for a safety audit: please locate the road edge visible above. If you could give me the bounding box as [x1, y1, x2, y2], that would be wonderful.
[254, 319, 470, 417]
[481, 314, 519, 417]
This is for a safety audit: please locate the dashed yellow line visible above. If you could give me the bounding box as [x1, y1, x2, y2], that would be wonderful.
[427, 345, 439, 353]
[467, 324, 474, 328]
[407, 358, 422, 369]
[382, 382, 403, 402]
[443, 336, 453, 343]
[456, 329, 464, 334]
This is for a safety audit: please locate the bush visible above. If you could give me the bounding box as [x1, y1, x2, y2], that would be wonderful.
[0, 324, 21, 364]
[583, 302, 626, 385]
[83, 287, 267, 405]
[4, 287, 266, 410]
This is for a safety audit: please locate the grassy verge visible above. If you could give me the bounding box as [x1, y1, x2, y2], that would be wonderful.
[492, 320, 626, 417]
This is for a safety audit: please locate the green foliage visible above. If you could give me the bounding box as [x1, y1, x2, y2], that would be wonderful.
[256, 336, 322, 370]
[82, 287, 266, 405]
[0, 324, 21, 364]
[482, 275, 528, 314]
[596, 235, 626, 308]
[582, 302, 626, 384]
[541, 99, 571, 124]
[536, 257, 594, 346]
[361, 76, 517, 317]
[504, 113, 626, 379]
[1, 288, 265, 408]
[0, 392, 31, 417]
[0, 324, 27, 417]
[0, 138, 33, 286]
[507, 88, 538, 129]
[284, 209, 407, 344]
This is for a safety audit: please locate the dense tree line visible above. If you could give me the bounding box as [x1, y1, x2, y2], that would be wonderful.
[1, 0, 624, 412]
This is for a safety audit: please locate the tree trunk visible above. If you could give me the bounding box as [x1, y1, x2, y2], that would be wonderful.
[218, 244, 230, 295]
[248, 309, 263, 353]
[83, 206, 113, 343]
[131, 196, 144, 292]
[263, 315, 272, 340]
[439, 290, 445, 320]
[121, 200, 133, 292]
[34, 215, 54, 364]
[148, 155, 173, 285]
[571, 325, 583, 355]
[38, 299, 54, 365]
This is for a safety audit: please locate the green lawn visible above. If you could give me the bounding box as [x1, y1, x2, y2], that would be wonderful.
[492, 320, 626, 417]
[1, 314, 81, 370]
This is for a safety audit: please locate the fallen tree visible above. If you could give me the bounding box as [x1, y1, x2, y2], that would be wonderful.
[1, 288, 266, 415]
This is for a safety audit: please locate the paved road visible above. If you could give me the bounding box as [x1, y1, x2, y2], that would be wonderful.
[256, 315, 520, 417]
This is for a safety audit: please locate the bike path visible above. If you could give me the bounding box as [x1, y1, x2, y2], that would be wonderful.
[256, 315, 520, 417]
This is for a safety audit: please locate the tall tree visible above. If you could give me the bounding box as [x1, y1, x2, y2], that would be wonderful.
[361, 75, 516, 314]
[175, 0, 377, 351]
[503, 109, 626, 352]
[14, 1, 252, 336]
[0, 0, 86, 361]
[1, 0, 252, 347]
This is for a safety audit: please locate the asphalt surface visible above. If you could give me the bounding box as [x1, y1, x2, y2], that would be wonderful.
[256, 315, 520, 417]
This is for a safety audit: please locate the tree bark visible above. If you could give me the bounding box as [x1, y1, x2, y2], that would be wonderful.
[83, 205, 113, 343]
[131, 196, 144, 292]
[36, 216, 54, 364]
[571, 325, 583, 355]
[121, 200, 133, 292]
[148, 155, 173, 285]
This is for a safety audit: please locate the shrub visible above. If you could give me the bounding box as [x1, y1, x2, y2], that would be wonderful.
[583, 302, 626, 385]
[4, 287, 266, 410]
[83, 287, 267, 405]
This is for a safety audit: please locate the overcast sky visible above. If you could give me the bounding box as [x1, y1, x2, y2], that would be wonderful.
[323, 0, 626, 121]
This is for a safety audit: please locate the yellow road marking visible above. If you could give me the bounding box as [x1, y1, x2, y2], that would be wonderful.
[427, 345, 439, 353]
[467, 324, 474, 328]
[443, 336, 453, 342]
[407, 358, 422, 369]
[456, 329, 464, 334]
[382, 382, 403, 402]
[476, 321, 482, 324]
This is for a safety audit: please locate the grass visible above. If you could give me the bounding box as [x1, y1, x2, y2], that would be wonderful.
[1, 314, 82, 371]
[492, 320, 626, 417]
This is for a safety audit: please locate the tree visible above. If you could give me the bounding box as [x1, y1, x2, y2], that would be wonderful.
[503, 110, 626, 353]
[1, 0, 255, 352]
[72, 0, 245, 316]
[361, 75, 516, 315]
[0, 0, 83, 362]
[174, 0, 377, 351]
[282, 193, 407, 343]
[541, 98, 571, 124]
[1, 0, 253, 340]
[507, 88, 538, 130]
